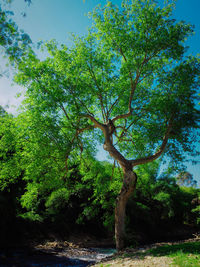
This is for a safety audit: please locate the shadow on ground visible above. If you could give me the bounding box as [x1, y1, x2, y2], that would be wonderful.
[0, 249, 93, 267]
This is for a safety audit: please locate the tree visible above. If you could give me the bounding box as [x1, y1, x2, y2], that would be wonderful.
[0, 0, 32, 65]
[14, 0, 200, 250]
[176, 171, 197, 187]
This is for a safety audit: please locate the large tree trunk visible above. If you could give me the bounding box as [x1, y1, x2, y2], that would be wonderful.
[90, 110, 172, 250]
[102, 122, 138, 250]
[115, 169, 137, 250]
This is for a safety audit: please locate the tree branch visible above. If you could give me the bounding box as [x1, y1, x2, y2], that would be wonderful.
[112, 111, 132, 123]
[81, 114, 105, 131]
[68, 84, 95, 117]
[88, 63, 107, 122]
[112, 50, 149, 123]
[103, 141, 128, 169]
[76, 125, 94, 134]
[130, 115, 174, 167]
[107, 96, 120, 118]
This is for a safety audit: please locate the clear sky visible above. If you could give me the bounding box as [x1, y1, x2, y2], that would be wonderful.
[0, 0, 200, 186]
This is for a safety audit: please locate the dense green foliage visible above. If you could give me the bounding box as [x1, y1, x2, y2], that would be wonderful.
[110, 241, 200, 267]
[148, 241, 200, 267]
[0, 112, 199, 245]
[0, 2, 31, 63]
[13, 0, 200, 169]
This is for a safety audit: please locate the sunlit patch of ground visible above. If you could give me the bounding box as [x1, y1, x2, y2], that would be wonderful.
[94, 255, 172, 266]
[93, 238, 200, 267]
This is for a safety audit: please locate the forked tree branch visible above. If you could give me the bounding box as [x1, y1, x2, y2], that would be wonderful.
[112, 111, 132, 122]
[130, 115, 174, 167]
[88, 65, 107, 122]
[107, 96, 120, 118]
[76, 125, 94, 134]
[81, 114, 105, 131]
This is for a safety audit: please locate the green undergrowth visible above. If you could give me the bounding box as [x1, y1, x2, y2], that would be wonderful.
[118, 241, 200, 267]
[148, 241, 200, 266]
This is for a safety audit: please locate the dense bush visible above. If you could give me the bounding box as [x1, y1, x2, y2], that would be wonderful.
[125, 164, 199, 244]
[0, 110, 199, 245]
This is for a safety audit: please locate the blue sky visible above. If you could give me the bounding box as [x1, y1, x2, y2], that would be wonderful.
[0, 0, 200, 185]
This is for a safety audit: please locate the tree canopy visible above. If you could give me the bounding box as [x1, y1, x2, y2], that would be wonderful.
[15, 0, 200, 169]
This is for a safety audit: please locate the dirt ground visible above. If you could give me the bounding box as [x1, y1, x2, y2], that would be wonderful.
[92, 237, 200, 267]
[92, 255, 173, 267]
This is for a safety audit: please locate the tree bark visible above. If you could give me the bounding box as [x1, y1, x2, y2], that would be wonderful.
[115, 169, 137, 251]
[101, 122, 138, 250]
